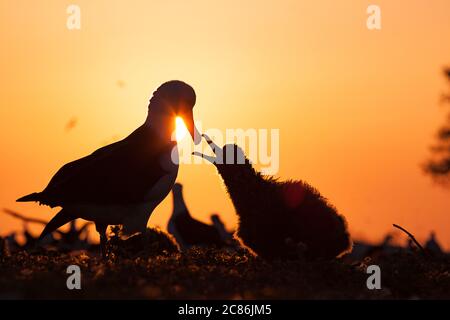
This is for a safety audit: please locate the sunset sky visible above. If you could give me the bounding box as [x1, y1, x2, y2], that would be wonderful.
[1, 0, 450, 249]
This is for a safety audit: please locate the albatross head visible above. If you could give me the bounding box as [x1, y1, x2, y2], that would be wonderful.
[192, 134, 251, 168]
[148, 80, 201, 144]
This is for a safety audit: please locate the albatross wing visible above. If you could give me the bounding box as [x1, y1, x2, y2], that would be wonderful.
[18, 126, 174, 207]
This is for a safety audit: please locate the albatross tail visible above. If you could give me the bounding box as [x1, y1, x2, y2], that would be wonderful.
[16, 192, 41, 202]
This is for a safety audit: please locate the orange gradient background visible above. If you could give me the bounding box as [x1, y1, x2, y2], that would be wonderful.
[1, 0, 450, 249]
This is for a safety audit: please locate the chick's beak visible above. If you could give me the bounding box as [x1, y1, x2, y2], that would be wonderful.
[183, 109, 201, 145]
[191, 134, 222, 164]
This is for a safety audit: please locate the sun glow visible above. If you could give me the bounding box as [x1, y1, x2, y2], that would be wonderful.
[175, 117, 189, 141]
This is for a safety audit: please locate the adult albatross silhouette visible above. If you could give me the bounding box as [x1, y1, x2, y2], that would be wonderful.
[17, 80, 201, 256]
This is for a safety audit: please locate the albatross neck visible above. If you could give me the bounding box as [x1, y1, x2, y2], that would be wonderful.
[144, 107, 176, 143]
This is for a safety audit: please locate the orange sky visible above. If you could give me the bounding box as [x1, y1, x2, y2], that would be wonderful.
[1, 0, 450, 249]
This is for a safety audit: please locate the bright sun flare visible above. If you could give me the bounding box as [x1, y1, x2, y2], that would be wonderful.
[175, 117, 188, 141]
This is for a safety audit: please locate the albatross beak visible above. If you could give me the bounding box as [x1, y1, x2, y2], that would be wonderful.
[184, 109, 201, 145]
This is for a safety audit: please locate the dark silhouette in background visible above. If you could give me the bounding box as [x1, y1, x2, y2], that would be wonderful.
[116, 80, 126, 88]
[347, 228, 446, 262]
[107, 225, 179, 258]
[362, 234, 394, 259]
[193, 134, 352, 260]
[0, 237, 4, 257]
[3, 232, 20, 252]
[424, 68, 450, 185]
[346, 235, 401, 262]
[65, 117, 78, 132]
[22, 222, 38, 249]
[425, 231, 443, 255]
[210, 213, 235, 243]
[16, 80, 200, 257]
[2, 209, 91, 251]
[167, 183, 233, 250]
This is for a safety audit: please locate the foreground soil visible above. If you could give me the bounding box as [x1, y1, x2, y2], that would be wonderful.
[0, 246, 449, 299]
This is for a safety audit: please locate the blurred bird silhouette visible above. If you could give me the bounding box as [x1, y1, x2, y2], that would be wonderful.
[22, 222, 38, 249]
[0, 237, 5, 257]
[193, 134, 352, 260]
[4, 232, 19, 253]
[116, 80, 126, 88]
[167, 183, 231, 250]
[2, 209, 90, 251]
[445, 68, 450, 79]
[65, 117, 78, 132]
[16, 80, 201, 257]
[365, 234, 395, 258]
[210, 213, 235, 243]
[62, 220, 90, 247]
[425, 231, 443, 255]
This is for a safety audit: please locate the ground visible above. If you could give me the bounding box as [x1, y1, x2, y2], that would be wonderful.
[1, 245, 449, 299]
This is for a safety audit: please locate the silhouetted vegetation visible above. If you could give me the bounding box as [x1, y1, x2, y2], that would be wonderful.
[107, 226, 179, 259]
[0, 209, 449, 299]
[424, 68, 450, 185]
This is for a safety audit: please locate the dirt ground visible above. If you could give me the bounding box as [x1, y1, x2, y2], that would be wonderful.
[1, 244, 449, 300]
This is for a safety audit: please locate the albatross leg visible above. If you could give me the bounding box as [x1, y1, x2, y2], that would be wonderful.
[95, 223, 108, 259]
[38, 208, 74, 242]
